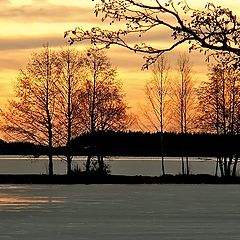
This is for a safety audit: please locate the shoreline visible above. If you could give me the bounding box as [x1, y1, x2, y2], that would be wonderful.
[0, 174, 240, 184]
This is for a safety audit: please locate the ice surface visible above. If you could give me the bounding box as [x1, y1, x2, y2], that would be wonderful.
[0, 156, 218, 175]
[0, 184, 239, 240]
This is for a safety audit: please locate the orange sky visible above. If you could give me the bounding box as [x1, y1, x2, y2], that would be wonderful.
[0, 0, 239, 126]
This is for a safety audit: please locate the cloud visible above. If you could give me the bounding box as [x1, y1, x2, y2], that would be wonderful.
[0, 4, 98, 23]
[0, 0, 9, 4]
[0, 35, 69, 71]
[0, 34, 208, 76]
[0, 57, 23, 71]
[0, 35, 68, 51]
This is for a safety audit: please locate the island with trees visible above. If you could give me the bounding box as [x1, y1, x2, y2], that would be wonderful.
[1, 0, 240, 184]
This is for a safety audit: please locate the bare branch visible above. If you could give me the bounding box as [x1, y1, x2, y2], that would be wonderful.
[66, 1, 240, 67]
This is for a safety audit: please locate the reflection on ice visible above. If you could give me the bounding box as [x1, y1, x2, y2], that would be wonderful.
[0, 194, 64, 206]
[0, 185, 64, 209]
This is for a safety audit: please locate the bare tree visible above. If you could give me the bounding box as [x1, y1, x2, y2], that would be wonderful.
[77, 48, 131, 173]
[171, 53, 195, 175]
[65, 1, 240, 68]
[197, 59, 240, 177]
[142, 56, 170, 175]
[55, 48, 83, 175]
[0, 46, 60, 176]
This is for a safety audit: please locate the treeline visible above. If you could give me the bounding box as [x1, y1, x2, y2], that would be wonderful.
[0, 140, 46, 155]
[1, 131, 240, 157]
[0, 46, 131, 175]
[1, 46, 240, 177]
[65, 131, 240, 157]
[138, 54, 240, 177]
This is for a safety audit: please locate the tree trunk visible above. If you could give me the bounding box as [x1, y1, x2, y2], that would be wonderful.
[181, 156, 185, 175]
[215, 157, 219, 176]
[160, 134, 165, 176]
[223, 156, 228, 177]
[186, 156, 189, 175]
[219, 157, 224, 177]
[86, 155, 91, 172]
[232, 156, 238, 177]
[98, 155, 104, 173]
[48, 153, 53, 176]
[67, 155, 72, 175]
[161, 155, 165, 176]
[227, 156, 233, 177]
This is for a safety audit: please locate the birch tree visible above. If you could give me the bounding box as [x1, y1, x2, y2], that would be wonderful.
[197, 59, 240, 177]
[171, 53, 195, 175]
[0, 46, 60, 176]
[55, 48, 84, 175]
[143, 56, 170, 175]
[77, 49, 131, 173]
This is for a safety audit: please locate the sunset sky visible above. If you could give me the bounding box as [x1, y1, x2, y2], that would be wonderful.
[0, 0, 239, 120]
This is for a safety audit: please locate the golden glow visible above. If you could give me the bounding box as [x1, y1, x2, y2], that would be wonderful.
[0, 0, 239, 133]
[0, 194, 63, 206]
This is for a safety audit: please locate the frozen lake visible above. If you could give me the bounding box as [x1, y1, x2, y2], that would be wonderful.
[0, 184, 240, 240]
[0, 155, 219, 176]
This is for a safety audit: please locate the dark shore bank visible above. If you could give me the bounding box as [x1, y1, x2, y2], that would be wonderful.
[0, 174, 240, 184]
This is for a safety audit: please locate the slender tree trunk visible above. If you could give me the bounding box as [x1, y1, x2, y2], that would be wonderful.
[48, 155, 53, 176]
[98, 155, 104, 173]
[186, 156, 189, 175]
[86, 155, 91, 172]
[160, 133, 165, 176]
[47, 113, 54, 176]
[227, 156, 233, 177]
[48, 133, 54, 176]
[181, 134, 185, 175]
[161, 155, 165, 176]
[67, 155, 72, 175]
[232, 156, 238, 177]
[66, 54, 73, 176]
[219, 157, 224, 177]
[215, 79, 220, 177]
[223, 156, 228, 177]
[46, 48, 54, 176]
[222, 72, 227, 135]
[215, 157, 219, 176]
[181, 156, 185, 175]
[159, 67, 165, 176]
[87, 60, 97, 174]
[90, 62, 97, 134]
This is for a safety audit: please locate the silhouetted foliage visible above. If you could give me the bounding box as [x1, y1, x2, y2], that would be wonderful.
[77, 48, 132, 173]
[197, 58, 240, 177]
[0, 46, 60, 175]
[55, 48, 83, 175]
[0, 140, 47, 155]
[0, 46, 132, 175]
[141, 56, 170, 175]
[171, 53, 195, 175]
[65, 1, 240, 68]
[70, 131, 240, 158]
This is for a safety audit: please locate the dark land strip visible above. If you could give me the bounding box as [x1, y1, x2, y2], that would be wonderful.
[0, 174, 240, 184]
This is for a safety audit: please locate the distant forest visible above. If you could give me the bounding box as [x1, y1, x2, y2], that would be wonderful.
[1, 47, 240, 176]
[1, 131, 240, 157]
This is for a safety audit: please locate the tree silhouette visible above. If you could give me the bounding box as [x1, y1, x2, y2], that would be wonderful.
[171, 53, 195, 175]
[143, 56, 171, 175]
[55, 48, 83, 175]
[0, 46, 60, 176]
[77, 48, 132, 172]
[197, 58, 240, 177]
[65, 1, 240, 68]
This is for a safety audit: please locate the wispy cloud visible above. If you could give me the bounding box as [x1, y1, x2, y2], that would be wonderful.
[0, 4, 97, 23]
[0, 36, 67, 51]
